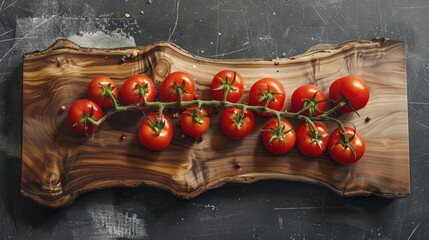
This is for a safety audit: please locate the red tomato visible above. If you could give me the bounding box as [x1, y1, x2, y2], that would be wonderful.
[248, 78, 286, 116]
[262, 118, 296, 155]
[180, 106, 210, 137]
[221, 107, 255, 140]
[138, 112, 173, 151]
[88, 76, 118, 107]
[210, 70, 244, 103]
[296, 122, 329, 157]
[329, 75, 370, 112]
[160, 72, 196, 102]
[67, 99, 103, 135]
[121, 74, 156, 107]
[291, 85, 326, 116]
[328, 126, 366, 164]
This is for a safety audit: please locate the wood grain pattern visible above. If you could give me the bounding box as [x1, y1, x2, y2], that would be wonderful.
[22, 38, 409, 208]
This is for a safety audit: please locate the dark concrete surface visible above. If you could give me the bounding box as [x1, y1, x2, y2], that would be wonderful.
[1, 0, 428, 239]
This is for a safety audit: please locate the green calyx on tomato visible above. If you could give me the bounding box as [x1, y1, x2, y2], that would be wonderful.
[305, 121, 328, 149]
[212, 71, 238, 100]
[258, 86, 281, 106]
[302, 91, 325, 117]
[73, 104, 96, 136]
[331, 124, 358, 159]
[183, 107, 207, 125]
[145, 114, 166, 137]
[172, 81, 190, 102]
[263, 121, 294, 144]
[99, 82, 116, 98]
[68, 99, 103, 136]
[136, 83, 149, 100]
[230, 109, 246, 129]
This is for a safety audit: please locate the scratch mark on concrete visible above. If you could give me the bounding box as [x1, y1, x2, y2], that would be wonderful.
[210, 46, 250, 57]
[274, 206, 365, 212]
[239, 1, 250, 43]
[278, 217, 284, 230]
[215, 0, 220, 56]
[407, 222, 421, 240]
[167, 0, 180, 42]
[264, 3, 273, 49]
[0, 15, 56, 64]
[312, 6, 327, 43]
[0, 0, 16, 13]
[409, 101, 429, 105]
[0, 0, 5, 11]
[415, 121, 429, 130]
[0, 29, 13, 38]
[411, 152, 429, 160]
[209, 0, 229, 11]
[0, 37, 38, 43]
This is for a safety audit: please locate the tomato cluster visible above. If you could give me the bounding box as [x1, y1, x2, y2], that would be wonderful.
[67, 70, 370, 165]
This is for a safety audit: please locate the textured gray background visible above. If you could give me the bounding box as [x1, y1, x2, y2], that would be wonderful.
[1, 0, 428, 239]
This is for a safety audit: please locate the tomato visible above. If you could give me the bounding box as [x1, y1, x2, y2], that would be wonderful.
[88, 76, 118, 108]
[138, 112, 173, 151]
[248, 78, 286, 116]
[262, 118, 296, 155]
[291, 85, 326, 116]
[160, 71, 196, 102]
[328, 126, 365, 164]
[180, 106, 210, 137]
[296, 122, 329, 157]
[221, 107, 255, 140]
[329, 75, 370, 112]
[67, 99, 103, 135]
[121, 74, 156, 107]
[210, 70, 244, 103]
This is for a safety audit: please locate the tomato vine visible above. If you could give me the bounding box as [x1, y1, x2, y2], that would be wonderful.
[69, 72, 370, 164]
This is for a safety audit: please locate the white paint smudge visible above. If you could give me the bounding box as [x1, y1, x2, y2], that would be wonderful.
[87, 204, 148, 239]
[66, 193, 148, 240]
[68, 31, 136, 48]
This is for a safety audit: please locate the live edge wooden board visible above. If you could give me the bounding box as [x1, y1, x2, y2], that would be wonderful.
[22, 38, 409, 208]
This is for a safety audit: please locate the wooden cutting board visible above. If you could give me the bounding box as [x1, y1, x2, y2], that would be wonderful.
[22, 38, 409, 208]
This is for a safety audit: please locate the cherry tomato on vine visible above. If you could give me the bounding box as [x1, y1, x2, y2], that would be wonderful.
[121, 74, 156, 107]
[210, 70, 244, 103]
[329, 75, 370, 112]
[291, 85, 326, 116]
[67, 99, 103, 135]
[296, 122, 329, 157]
[180, 106, 210, 138]
[262, 118, 296, 155]
[88, 76, 118, 108]
[221, 107, 255, 140]
[160, 71, 196, 102]
[328, 126, 366, 164]
[248, 78, 286, 116]
[138, 112, 173, 151]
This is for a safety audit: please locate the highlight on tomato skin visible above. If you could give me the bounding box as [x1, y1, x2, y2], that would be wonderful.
[220, 107, 255, 140]
[296, 122, 329, 158]
[327, 126, 366, 164]
[160, 71, 196, 102]
[329, 75, 370, 112]
[180, 106, 210, 138]
[67, 99, 103, 135]
[210, 70, 244, 103]
[121, 74, 157, 107]
[261, 118, 296, 155]
[88, 76, 118, 108]
[248, 78, 286, 117]
[138, 112, 173, 151]
[291, 85, 327, 116]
